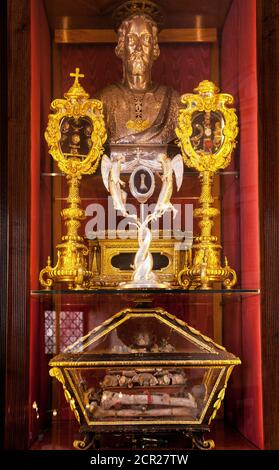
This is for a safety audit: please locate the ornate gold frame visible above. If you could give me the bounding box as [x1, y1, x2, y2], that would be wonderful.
[39, 69, 107, 290]
[87, 231, 190, 287]
[176, 80, 238, 290]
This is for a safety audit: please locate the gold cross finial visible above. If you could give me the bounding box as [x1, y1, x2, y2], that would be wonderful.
[64, 67, 88, 100]
[70, 68, 84, 86]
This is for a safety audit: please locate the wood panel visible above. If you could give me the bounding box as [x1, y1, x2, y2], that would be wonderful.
[44, 0, 232, 30]
[55, 27, 217, 43]
[0, 0, 8, 450]
[2, 0, 31, 449]
[258, 0, 279, 450]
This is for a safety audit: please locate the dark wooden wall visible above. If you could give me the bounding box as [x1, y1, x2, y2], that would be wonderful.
[258, 0, 279, 450]
[0, 0, 31, 449]
[0, 0, 8, 450]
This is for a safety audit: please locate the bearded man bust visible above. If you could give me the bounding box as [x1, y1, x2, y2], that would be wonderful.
[96, 13, 180, 145]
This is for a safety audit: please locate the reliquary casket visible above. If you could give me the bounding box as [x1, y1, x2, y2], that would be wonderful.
[49, 307, 240, 450]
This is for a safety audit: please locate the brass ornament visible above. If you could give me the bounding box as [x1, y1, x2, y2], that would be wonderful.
[73, 435, 95, 450]
[49, 367, 81, 424]
[191, 434, 215, 450]
[208, 366, 234, 425]
[49, 367, 65, 385]
[39, 68, 107, 290]
[176, 80, 238, 290]
[126, 118, 150, 132]
[125, 90, 150, 132]
[87, 232, 190, 288]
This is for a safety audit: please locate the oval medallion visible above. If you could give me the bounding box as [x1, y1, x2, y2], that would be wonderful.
[129, 165, 155, 203]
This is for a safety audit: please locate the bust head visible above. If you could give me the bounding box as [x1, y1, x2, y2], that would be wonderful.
[96, 11, 180, 145]
[115, 14, 160, 89]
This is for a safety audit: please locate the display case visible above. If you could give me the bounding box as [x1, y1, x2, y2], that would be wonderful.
[31, 60, 259, 449]
[31, 285, 259, 449]
[48, 306, 240, 450]
[4, 0, 271, 454]
[33, 0, 262, 448]
[44, 308, 240, 449]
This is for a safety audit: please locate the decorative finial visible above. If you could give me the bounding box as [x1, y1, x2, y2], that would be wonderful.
[70, 68, 85, 86]
[113, 0, 164, 30]
[194, 80, 220, 96]
[64, 68, 89, 100]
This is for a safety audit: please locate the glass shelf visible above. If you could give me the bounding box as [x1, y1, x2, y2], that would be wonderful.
[31, 288, 260, 307]
[31, 288, 259, 295]
[41, 170, 239, 177]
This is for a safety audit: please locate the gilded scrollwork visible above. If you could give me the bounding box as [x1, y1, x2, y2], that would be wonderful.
[176, 80, 238, 290]
[208, 366, 234, 425]
[73, 434, 95, 450]
[49, 367, 65, 386]
[191, 433, 215, 450]
[176, 80, 238, 173]
[40, 68, 107, 290]
[49, 367, 81, 424]
[45, 96, 106, 178]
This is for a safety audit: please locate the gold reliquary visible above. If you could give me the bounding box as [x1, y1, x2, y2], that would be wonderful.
[87, 230, 192, 288]
[49, 307, 240, 450]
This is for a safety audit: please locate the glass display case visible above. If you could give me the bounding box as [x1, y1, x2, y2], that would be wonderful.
[8, 0, 279, 455]
[25, 0, 262, 453]
[48, 305, 240, 450]
[31, 286, 259, 449]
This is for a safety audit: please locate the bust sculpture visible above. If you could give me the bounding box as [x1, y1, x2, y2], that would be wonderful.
[96, 13, 180, 145]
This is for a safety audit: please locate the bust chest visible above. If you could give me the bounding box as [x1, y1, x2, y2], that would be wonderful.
[116, 87, 162, 121]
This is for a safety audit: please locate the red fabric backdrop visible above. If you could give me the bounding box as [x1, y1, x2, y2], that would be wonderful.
[60, 43, 211, 96]
[30, 0, 51, 445]
[222, 0, 263, 449]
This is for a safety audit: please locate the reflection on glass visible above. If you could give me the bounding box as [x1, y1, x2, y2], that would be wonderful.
[65, 315, 212, 355]
[67, 366, 220, 423]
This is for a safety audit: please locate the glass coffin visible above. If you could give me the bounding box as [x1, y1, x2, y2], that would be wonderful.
[49, 308, 240, 449]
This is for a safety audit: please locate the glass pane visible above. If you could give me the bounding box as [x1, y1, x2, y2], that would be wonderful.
[67, 366, 222, 423]
[67, 315, 208, 354]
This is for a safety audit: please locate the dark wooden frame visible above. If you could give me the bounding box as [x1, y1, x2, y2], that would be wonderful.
[0, 0, 8, 450]
[0, 0, 31, 449]
[257, 0, 279, 450]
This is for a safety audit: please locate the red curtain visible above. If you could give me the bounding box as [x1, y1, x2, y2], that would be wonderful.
[60, 43, 211, 96]
[222, 0, 263, 449]
[30, 0, 51, 446]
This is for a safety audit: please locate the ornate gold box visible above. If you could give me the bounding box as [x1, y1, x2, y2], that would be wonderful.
[49, 307, 240, 450]
[87, 231, 192, 288]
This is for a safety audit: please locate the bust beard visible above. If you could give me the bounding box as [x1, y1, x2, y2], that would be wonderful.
[126, 54, 150, 77]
